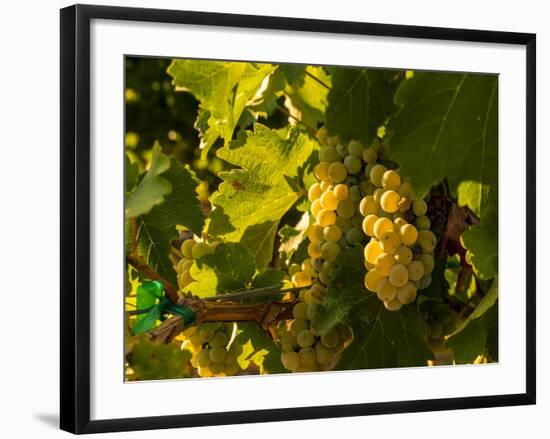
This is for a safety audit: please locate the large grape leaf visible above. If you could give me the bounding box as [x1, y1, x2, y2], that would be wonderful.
[167, 60, 275, 159]
[234, 322, 285, 374]
[187, 243, 255, 297]
[388, 72, 498, 204]
[446, 278, 498, 363]
[125, 143, 172, 218]
[135, 159, 204, 285]
[461, 207, 498, 280]
[325, 67, 396, 145]
[207, 124, 316, 270]
[311, 247, 433, 369]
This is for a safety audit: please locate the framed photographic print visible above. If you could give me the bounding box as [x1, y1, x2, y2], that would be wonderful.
[60, 4, 536, 434]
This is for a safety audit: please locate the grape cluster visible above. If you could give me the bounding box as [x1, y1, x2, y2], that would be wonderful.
[175, 236, 217, 291]
[421, 303, 459, 345]
[182, 322, 243, 377]
[276, 301, 352, 372]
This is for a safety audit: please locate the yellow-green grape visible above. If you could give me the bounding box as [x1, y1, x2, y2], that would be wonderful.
[359, 179, 373, 196]
[327, 135, 340, 147]
[359, 196, 378, 216]
[418, 254, 435, 274]
[418, 274, 432, 290]
[321, 241, 341, 262]
[320, 181, 331, 192]
[311, 199, 322, 218]
[349, 185, 362, 203]
[209, 331, 228, 348]
[407, 260, 425, 281]
[397, 197, 412, 212]
[328, 161, 347, 184]
[376, 278, 397, 302]
[307, 241, 322, 259]
[369, 164, 387, 187]
[337, 323, 353, 343]
[314, 161, 330, 181]
[348, 140, 363, 157]
[351, 213, 363, 229]
[281, 351, 300, 371]
[209, 347, 226, 363]
[394, 246, 413, 265]
[317, 127, 328, 144]
[299, 347, 317, 368]
[397, 283, 417, 305]
[291, 319, 310, 337]
[306, 303, 318, 320]
[364, 240, 383, 265]
[178, 270, 195, 288]
[224, 362, 240, 376]
[308, 183, 322, 202]
[323, 224, 342, 242]
[317, 209, 336, 227]
[176, 258, 193, 273]
[321, 260, 335, 274]
[345, 227, 363, 245]
[415, 215, 431, 230]
[412, 199, 428, 216]
[198, 367, 213, 377]
[336, 142, 348, 158]
[335, 216, 353, 233]
[209, 362, 225, 375]
[297, 329, 315, 348]
[380, 190, 400, 213]
[320, 190, 338, 210]
[389, 264, 409, 287]
[321, 327, 340, 349]
[362, 214, 378, 237]
[418, 230, 437, 253]
[373, 188, 385, 204]
[280, 332, 298, 348]
[380, 230, 401, 255]
[375, 252, 395, 276]
[292, 271, 312, 288]
[319, 146, 340, 163]
[336, 199, 355, 218]
[399, 223, 418, 246]
[315, 343, 334, 364]
[192, 242, 214, 259]
[308, 284, 326, 304]
[288, 263, 301, 276]
[384, 298, 403, 311]
[373, 217, 394, 239]
[393, 217, 408, 233]
[362, 147, 377, 163]
[364, 269, 384, 292]
[180, 239, 196, 259]
[333, 184, 349, 201]
[293, 302, 309, 320]
[196, 348, 211, 367]
[399, 181, 412, 197]
[344, 155, 362, 174]
[307, 224, 324, 243]
[382, 170, 401, 191]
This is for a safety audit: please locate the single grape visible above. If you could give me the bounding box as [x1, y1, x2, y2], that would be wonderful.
[178, 270, 194, 288]
[362, 214, 378, 236]
[311, 199, 322, 218]
[197, 366, 213, 378]
[327, 135, 339, 147]
[418, 273, 432, 290]
[369, 164, 387, 187]
[344, 155, 362, 174]
[323, 224, 342, 242]
[376, 278, 397, 302]
[321, 260, 335, 274]
[290, 319, 310, 337]
[297, 329, 316, 348]
[292, 302, 309, 320]
[299, 347, 317, 368]
[399, 223, 418, 246]
[307, 242, 322, 259]
[314, 162, 330, 181]
[336, 142, 348, 158]
[308, 183, 322, 202]
[364, 239, 383, 265]
[320, 190, 338, 210]
[418, 254, 435, 274]
[348, 140, 364, 157]
[397, 197, 412, 212]
[209, 331, 228, 348]
[177, 258, 194, 274]
[344, 175, 359, 186]
[382, 170, 401, 191]
[364, 269, 384, 292]
[335, 215, 353, 233]
[375, 252, 395, 276]
[319, 146, 340, 163]
[407, 260, 425, 281]
[373, 188, 385, 204]
[389, 264, 409, 287]
[380, 190, 400, 213]
[328, 161, 347, 184]
[198, 326, 212, 343]
[223, 361, 240, 376]
[317, 209, 336, 227]
[316, 127, 328, 144]
[345, 227, 363, 245]
[321, 327, 341, 349]
[333, 184, 349, 201]
[384, 298, 403, 311]
[396, 282, 417, 305]
[306, 303, 318, 320]
[359, 179, 373, 196]
[336, 323, 353, 342]
[415, 215, 431, 230]
[307, 224, 324, 243]
[292, 271, 312, 288]
[373, 217, 394, 239]
[315, 342, 334, 364]
[394, 245, 413, 265]
[192, 242, 214, 259]
[321, 241, 341, 262]
[280, 332, 297, 348]
[418, 230, 437, 253]
[281, 351, 300, 371]
[362, 147, 377, 163]
[196, 348, 211, 367]
[320, 181, 331, 192]
[359, 196, 378, 216]
[412, 199, 428, 216]
[349, 185, 362, 202]
[209, 347, 226, 364]
[180, 239, 196, 259]
[398, 181, 412, 197]
[336, 199, 355, 218]
[380, 230, 401, 255]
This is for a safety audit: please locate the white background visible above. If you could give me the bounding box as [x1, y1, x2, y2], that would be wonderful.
[0, 0, 547, 437]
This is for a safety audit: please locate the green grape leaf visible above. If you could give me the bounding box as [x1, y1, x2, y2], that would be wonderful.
[337, 297, 434, 370]
[461, 207, 498, 280]
[234, 322, 285, 374]
[167, 60, 275, 159]
[446, 278, 498, 363]
[125, 143, 172, 218]
[125, 154, 140, 192]
[252, 269, 287, 289]
[207, 124, 316, 270]
[278, 212, 310, 260]
[388, 72, 498, 205]
[127, 335, 192, 381]
[135, 158, 204, 286]
[311, 247, 367, 335]
[187, 243, 255, 297]
[325, 67, 396, 145]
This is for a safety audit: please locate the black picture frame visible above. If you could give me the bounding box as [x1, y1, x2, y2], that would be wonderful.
[60, 4, 536, 434]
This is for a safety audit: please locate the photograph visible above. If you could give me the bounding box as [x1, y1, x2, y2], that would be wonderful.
[123, 57, 499, 381]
